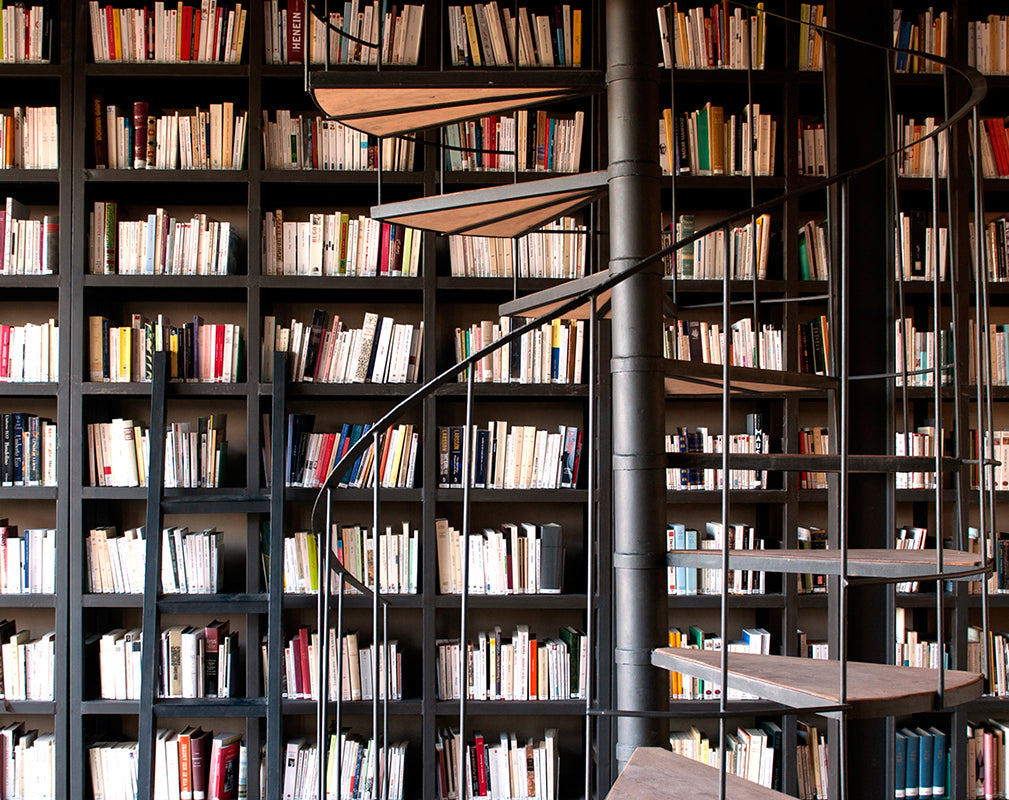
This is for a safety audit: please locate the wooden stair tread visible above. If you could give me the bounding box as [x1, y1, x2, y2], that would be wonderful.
[666, 547, 986, 581]
[606, 747, 794, 800]
[651, 649, 982, 718]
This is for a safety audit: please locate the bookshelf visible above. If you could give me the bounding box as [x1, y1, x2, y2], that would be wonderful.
[0, 0, 1000, 798]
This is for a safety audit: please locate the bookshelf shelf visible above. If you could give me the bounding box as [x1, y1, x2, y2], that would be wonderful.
[261, 382, 420, 399]
[433, 594, 588, 609]
[81, 275, 249, 289]
[435, 488, 589, 502]
[153, 698, 268, 718]
[282, 594, 425, 610]
[668, 594, 786, 609]
[80, 382, 249, 397]
[83, 169, 252, 184]
[666, 452, 960, 473]
[281, 699, 423, 715]
[0, 487, 58, 500]
[434, 700, 586, 715]
[0, 169, 60, 184]
[0, 276, 60, 290]
[0, 383, 59, 396]
[651, 649, 983, 717]
[156, 594, 269, 614]
[436, 384, 589, 398]
[665, 489, 789, 504]
[84, 63, 249, 78]
[259, 169, 425, 185]
[663, 360, 838, 395]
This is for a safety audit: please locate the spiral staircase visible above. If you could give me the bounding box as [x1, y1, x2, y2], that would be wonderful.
[284, 3, 994, 800]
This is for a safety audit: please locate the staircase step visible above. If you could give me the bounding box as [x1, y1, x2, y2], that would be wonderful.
[666, 547, 986, 582]
[650, 649, 982, 717]
[606, 747, 794, 800]
[371, 170, 608, 238]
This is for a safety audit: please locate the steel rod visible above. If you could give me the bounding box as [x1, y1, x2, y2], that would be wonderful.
[719, 222, 731, 800]
[318, 491, 333, 800]
[459, 367, 475, 798]
[372, 431, 381, 799]
[931, 118, 945, 705]
[838, 175, 850, 800]
[335, 574, 345, 799]
[583, 296, 598, 800]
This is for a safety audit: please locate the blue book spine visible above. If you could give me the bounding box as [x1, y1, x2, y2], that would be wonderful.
[895, 731, 907, 800]
[927, 727, 947, 798]
[672, 523, 686, 596]
[902, 728, 920, 799]
[684, 528, 698, 594]
[915, 728, 933, 798]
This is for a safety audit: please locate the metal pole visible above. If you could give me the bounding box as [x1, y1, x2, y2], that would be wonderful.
[718, 223, 731, 800]
[584, 296, 598, 800]
[318, 491, 333, 800]
[458, 367, 475, 797]
[607, 0, 667, 773]
[372, 431, 381, 798]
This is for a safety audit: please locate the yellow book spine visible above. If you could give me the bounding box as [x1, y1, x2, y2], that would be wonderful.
[119, 327, 132, 381]
[572, 9, 582, 67]
[113, 11, 123, 61]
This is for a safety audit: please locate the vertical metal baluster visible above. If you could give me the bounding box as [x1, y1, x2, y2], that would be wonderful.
[930, 122, 944, 704]
[318, 490, 333, 800]
[745, 6, 757, 331]
[668, 29, 677, 308]
[324, 0, 329, 71]
[718, 222, 731, 800]
[383, 602, 390, 800]
[335, 573, 345, 799]
[459, 366, 476, 799]
[372, 430, 382, 799]
[583, 295, 597, 800]
[972, 107, 992, 681]
[513, 235, 519, 300]
[378, 138, 383, 206]
[839, 175, 850, 800]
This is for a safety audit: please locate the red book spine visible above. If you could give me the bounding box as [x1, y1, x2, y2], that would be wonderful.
[529, 638, 537, 699]
[0, 326, 9, 379]
[105, 7, 117, 60]
[290, 635, 303, 697]
[298, 626, 312, 698]
[288, 0, 305, 63]
[214, 324, 225, 381]
[192, 10, 202, 61]
[314, 433, 336, 488]
[474, 733, 487, 798]
[180, 6, 193, 61]
[179, 733, 193, 800]
[379, 223, 391, 276]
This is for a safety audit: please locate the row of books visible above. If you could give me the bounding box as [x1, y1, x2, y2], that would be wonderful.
[0, 197, 58, 274]
[455, 317, 585, 384]
[661, 103, 777, 177]
[98, 621, 238, 699]
[86, 525, 224, 595]
[448, 217, 586, 278]
[91, 729, 246, 800]
[897, 116, 948, 178]
[282, 735, 407, 800]
[87, 415, 229, 489]
[664, 318, 782, 371]
[435, 728, 557, 800]
[895, 631, 944, 670]
[797, 428, 829, 490]
[87, 1, 248, 63]
[262, 210, 422, 277]
[88, 315, 244, 383]
[972, 117, 1009, 179]
[264, 0, 423, 66]
[283, 524, 419, 595]
[666, 522, 766, 596]
[964, 721, 1009, 800]
[978, 627, 1009, 695]
[969, 322, 1009, 386]
[0, 107, 57, 169]
[262, 111, 416, 172]
[0, 522, 54, 595]
[969, 430, 1009, 495]
[797, 120, 826, 176]
[798, 219, 829, 280]
[96, 101, 248, 170]
[666, 625, 770, 700]
[278, 628, 402, 701]
[892, 8, 948, 74]
[263, 311, 422, 385]
[0, 620, 53, 700]
[0, 726, 54, 800]
[448, 3, 581, 67]
[897, 725, 947, 800]
[0, 3, 53, 62]
[90, 203, 241, 275]
[661, 213, 771, 280]
[436, 625, 585, 701]
[277, 414, 417, 490]
[0, 320, 58, 382]
[441, 109, 584, 173]
[665, 422, 769, 491]
[797, 4, 826, 70]
[971, 215, 1009, 282]
[437, 423, 582, 490]
[656, 3, 766, 70]
[435, 519, 564, 595]
[897, 212, 947, 282]
[894, 318, 953, 387]
[969, 17, 1009, 75]
[798, 314, 830, 376]
[895, 428, 940, 490]
[0, 413, 56, 488]
[669, 723, 785, 794]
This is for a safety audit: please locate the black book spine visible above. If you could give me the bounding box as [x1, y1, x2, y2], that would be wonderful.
[1, 413, 11, 485]
[11, 413, 24, 485]
[538, 522, 563, 594]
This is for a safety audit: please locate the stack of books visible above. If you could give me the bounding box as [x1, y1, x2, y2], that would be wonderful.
[0, 320, 59, 382]
[0, 107, 57, 169]
[449, 217, 586, 278]
[435, 729, 557, 800]
[0, 414, 57, 487]
[280, 735, 407, 800]
[455, 317, 585, 384]
[656, 3, 766, 69]
[448, 3, 581, 67]
[0, 198, 58, 274]
[276, 628, 402, 701]
[262, 111, 415, 171]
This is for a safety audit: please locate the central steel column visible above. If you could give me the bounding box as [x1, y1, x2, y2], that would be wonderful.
[607, 0, 668, 773]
